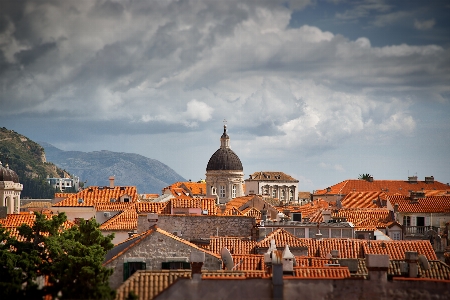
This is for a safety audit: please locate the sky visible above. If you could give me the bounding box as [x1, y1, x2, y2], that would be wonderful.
[1, 0, 449, 192]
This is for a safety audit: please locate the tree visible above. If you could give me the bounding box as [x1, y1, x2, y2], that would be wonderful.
[358, 173, 373, 181]
[0, 212, 116, 299]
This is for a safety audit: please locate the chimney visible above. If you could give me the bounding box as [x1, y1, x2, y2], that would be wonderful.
[326, 187, 331, 193]
[190, 251, 205, 281]
[408, 176, 418, 184]
[368, 176, 374, 182]
[405, 251, 418, 278]
[136, 213, 158, 234]
[271, 250, 283, 300]
[322, 210, 332, 223]
[366, 254, 389, 282]
[109, 176, 115, 188]
[425, 176, 434, 184]
[282, 245, 294, 274]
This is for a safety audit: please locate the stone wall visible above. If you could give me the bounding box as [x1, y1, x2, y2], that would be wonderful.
[137, 214, 255, 239]
[105, 230, 222, 290]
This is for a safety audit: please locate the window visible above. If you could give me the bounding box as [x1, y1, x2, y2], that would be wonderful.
[211, 187, 216, 195]
[123, 261, 146, 281]
[289, 190, 294, 201]
[161, 261, 191, 270]
[403, 216, 411, 226]
[272, 188, 276, 198]
[220, 185, 225, 198]
[392, 231, 401, 240]
[281, 190, 285, 201]
[232, 185, 236, 198]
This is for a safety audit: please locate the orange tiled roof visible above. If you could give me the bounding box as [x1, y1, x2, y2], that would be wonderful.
[53, 186, 138, 207]
[54, 192, 72, 198]
[388, 195, 450, 213]
[295, 257, 332, 267]
[99, 207, 137, 231]
[21, 201, 53, 209]
[220, 206, 244, 216]
[206, 237, 257, 255]
[292, 266, 351, 279]
[171, 197, 202, 208]
[180, 182, 207, 195]
[248, 171, 298, 182]
[201, 198, 218, 215]
[242, 207, 262, 219]
[256, 229, 308, 249]
[333, 208, 393, 228]
[136, 202, 171, 214]
[341, 191, 389, 208]
[225, 196, 256, 210]
[227, 254, 265, 271]
[292, 199, 330, 218]
[299, 238, 364, 259]
[362, 240, 437, 260]
[0, 213, 75, 240]
[114, 270, 191, 300]
[94, 202, 134, 211]
[315, 179, 450, 197]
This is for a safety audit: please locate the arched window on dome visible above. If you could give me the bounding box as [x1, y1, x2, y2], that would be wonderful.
[211, 186, 217, 195]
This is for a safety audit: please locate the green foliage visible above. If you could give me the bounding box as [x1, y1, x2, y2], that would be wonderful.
[0, 212, 116, 299]
[358, 173, 373, 181]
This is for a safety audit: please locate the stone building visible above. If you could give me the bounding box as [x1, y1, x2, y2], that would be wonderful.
[205, 125, 244, 204]
[245, 171, 299, 203]
[0, 161, 23, 215]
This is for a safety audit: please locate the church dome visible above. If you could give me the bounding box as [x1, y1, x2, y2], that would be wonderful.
[206, 148, 243, 171]
[206, 125, 243, 171]
[0, 162, 20, 183]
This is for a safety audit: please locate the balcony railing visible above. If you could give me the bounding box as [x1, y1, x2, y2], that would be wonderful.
[404, 226, 439, 236]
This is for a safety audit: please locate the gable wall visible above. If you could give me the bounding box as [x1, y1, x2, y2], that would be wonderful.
[138, 215, 255, 239]
[105, 230, 221, 290]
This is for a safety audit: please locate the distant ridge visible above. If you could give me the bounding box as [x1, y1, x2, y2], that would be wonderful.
[40, 142, 185, 194]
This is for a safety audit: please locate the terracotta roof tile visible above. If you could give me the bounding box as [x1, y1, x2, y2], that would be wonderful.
[388, 195, 450, 213]
[94, 202, 134, 211]
[292, 266, 351, 279]
[333, 208, 393, 229]
[21, 201, 53, 209]
[53, 186, 138, 207]
[248, 171, 298, 182]
[293, 199, 330, 218]
[316, 179, 449, 197]
[341, 191, 389, 208]
[135, 202, 170, 214]
[99, 205, 138, 231]
[205, 237, 257, 255]
[115, 270, 191, 300]
[256, 229, 308, 249]
[362, 240, 437, 260]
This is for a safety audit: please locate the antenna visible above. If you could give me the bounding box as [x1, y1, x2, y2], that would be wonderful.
[221, 247, 234, 270]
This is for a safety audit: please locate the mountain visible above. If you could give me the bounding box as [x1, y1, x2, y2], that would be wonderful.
[0, 127, 68, 198]
[40, 142, 186, 194]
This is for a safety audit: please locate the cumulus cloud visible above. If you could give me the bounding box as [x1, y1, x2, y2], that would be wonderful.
[414, 19, 436, 30]
[0, 0, 448, 162]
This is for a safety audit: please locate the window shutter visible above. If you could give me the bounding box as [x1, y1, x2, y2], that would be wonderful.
[183, 262, 191, 269]
[123, 262, 129, 281]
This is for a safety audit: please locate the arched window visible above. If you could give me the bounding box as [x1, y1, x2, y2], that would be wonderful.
[232, 185, 237, 198]
[220, 185, 226, 198]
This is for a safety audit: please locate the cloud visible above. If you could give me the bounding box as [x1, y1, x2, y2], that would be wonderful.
[0, 0, 448, 160]
[414, 19, 436, 30]
[319, 162, 345, 172]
